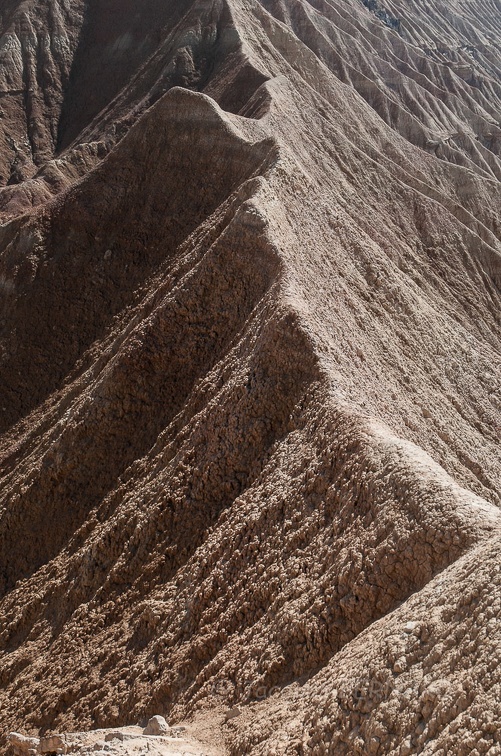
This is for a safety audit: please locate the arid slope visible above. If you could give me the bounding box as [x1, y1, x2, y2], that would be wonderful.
[0, 0, 500, 754]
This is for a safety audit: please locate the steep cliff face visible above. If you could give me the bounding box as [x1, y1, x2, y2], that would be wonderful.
[0, 0, 500, 754]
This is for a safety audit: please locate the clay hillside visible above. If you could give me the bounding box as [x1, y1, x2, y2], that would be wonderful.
[0, 0, 500, 753]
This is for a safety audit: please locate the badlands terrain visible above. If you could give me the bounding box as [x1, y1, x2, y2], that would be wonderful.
[0, 0, 500, 753]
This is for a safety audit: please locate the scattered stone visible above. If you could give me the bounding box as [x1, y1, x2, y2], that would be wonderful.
[40, 734, 66, 754]
[403, 621, 419, 634]
[143, 715, 170, 736]
[103, 731, 137, 742]
[170, 726, 187, 737]
[224, 707, 242, 723]
[8, 733, 40, 756]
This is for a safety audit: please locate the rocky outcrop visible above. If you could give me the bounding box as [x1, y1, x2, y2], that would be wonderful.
[8, 722, 217, 755]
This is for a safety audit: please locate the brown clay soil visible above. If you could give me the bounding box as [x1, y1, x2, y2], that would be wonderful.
[0, 0, 500, 753]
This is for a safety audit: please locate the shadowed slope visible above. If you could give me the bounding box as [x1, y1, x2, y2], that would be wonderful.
[0, 0, 268, 218]
[0, 88, 277, 434]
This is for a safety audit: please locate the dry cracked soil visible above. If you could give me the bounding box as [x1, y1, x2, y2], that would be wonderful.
[0, 0, 500, 754]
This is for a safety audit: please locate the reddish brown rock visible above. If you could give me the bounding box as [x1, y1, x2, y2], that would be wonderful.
[0, 0, 500, 754]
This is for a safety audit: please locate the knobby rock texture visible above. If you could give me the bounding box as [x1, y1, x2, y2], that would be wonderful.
[0, 0, 500, 754]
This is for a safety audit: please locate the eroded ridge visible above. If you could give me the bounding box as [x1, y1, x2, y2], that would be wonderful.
[0, 0, 500, 753]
